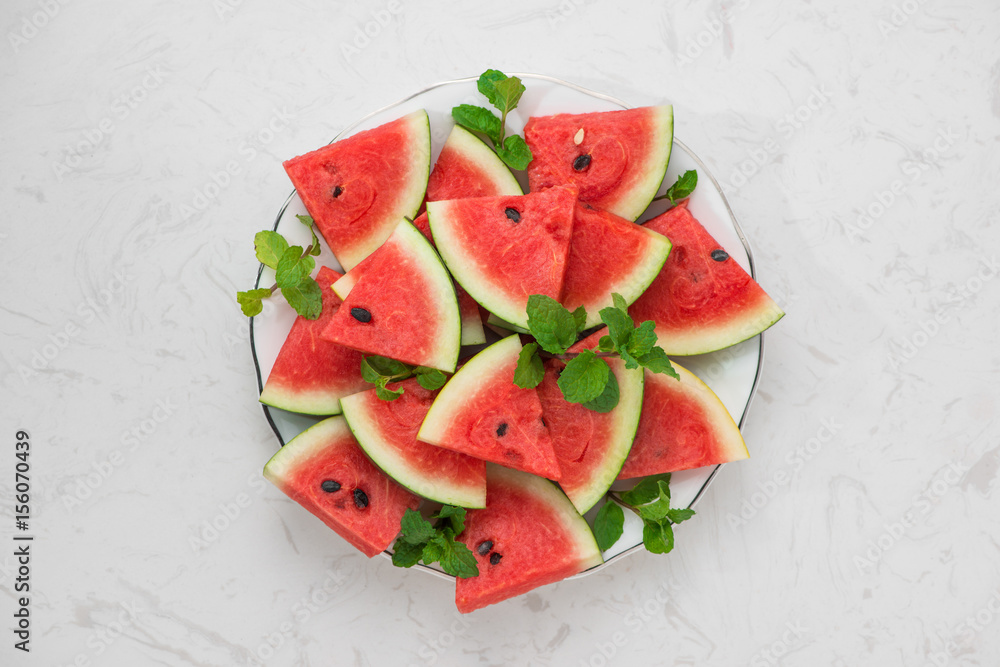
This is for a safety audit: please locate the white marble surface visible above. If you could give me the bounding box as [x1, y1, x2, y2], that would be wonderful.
[2, 0, 999, 665]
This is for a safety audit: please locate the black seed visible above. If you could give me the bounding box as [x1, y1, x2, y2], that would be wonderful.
[489, 552, 503, 565]
[353, 489, 369, 509]
[476, 540, 493, 556]
[496, 422, 508, 437]
[711, 249, 730, 262]
[332, 185, 344, 198]
[350, 307, 372, 323]
[573, 154, 592, 171]
[540, 417, 547, 428]
[321, 480, 341, 493]
[504, 207, 521, 222]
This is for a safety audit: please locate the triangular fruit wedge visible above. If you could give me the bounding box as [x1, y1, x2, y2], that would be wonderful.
[320, 220, 460, 372]
[340, 377, 486, 508]
[427, 185, 577, 329]
[617, 360, 749, 479]
[418, 335, 560, 480]
[283, 110, 431, 271]
[561, 202, 672, 328]
[455, 465, 603, 613]
[629, 201, 785, 355]
[525, 106, 673, 221]
[263, 416, 420, 557]
[259, 267, 372, 415]
[536, 336, 644, 514]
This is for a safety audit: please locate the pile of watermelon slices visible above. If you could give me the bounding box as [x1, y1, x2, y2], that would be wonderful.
[256, 101, 784, 613]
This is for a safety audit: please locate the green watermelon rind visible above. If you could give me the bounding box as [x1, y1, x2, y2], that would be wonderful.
[655, 299, 785, 357]
[561, 359, 645, 514]
[485, 312, 529, 335]
[340, 391, 487, 509]
[615, 105, 674, 222]
[458, 301, 487, 347]
[258, 382, 346, 417]
[263, 416, 344, 488]
[441, 125, 524, 197]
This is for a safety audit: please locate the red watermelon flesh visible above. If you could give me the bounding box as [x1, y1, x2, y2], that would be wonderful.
[283, 110, 430, 271]
[629, 202, 784, 356]
[525, 106, 673, 221]
[617, 360, 748, 479]
[426, 185, 578, 329]
[259, 266, 371, 415]
[263, 416, 420, 557]
[426, 124, 522, 202]
[561, 203, 672, 328]
[340, 377, 486, 508]
[418, 335, 561, 480]
[455, 465, 603, 613]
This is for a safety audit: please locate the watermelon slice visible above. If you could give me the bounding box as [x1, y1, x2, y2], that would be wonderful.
[537, 342, 644, 514]
[455, 465, 604, 613]
[617, 360, 748, 479]
[525, 106, 673, 221]
[418, 335, 560, 480]
[259, 266, 371, 415]
[263, 416, 420, 557]
[427, 186, 577, 329]
[320, 220, 460, 372]
[340, 377, 486, 508]
[283, 110, 431, 271]
[561, 203, 672, 328]
[629, 202, 784, 355]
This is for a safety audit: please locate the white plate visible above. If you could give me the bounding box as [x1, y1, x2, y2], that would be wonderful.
[250, 74, 767, 580]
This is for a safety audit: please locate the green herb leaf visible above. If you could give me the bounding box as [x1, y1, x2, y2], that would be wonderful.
[597, 335, 615, 352]
[621, 473, 672, 507]
[666, 508, 696, 524]
[435, 536, 479, 579]
[635, 347, 679, 379]
[594, 500, 625, 551]
[275, 246, 315, 288]
[434, 505, 466, 535]
[366, 355, 411, 378]
[582, 368, 620, 413]
[642, 519, 675, 554]
[491, 75, 526, 115]
[400, 509, 437, 545]
[571, 306, 588, 332]
[626, 320, 658, 359]
[296, 214, 322, 256]
[236, 288, 272, 317]
[477, 69, 510, 109]
[420, 538, 444, 564]
[513, 342, 545, 389]
[496, 134, 532, 170]
[281, 277, 323, 320]
[390, 538, 426, 568]
[557, 350, 610, 404]
[254, 231, 289, 269]
[526, 295, 578, 355]
[452, 104, 502, 145]
[611, 292, 629, 313]
[663, 170, 698, 204]
[414, 367, 448, 391]
[375, 381, 404, 402]
[599, 305, 634, 349]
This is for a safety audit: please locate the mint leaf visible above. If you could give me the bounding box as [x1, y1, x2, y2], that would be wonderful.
[375, 380, 404, 402]
[526, 295, 578, 355]
[594, 500, 624, 551]
[597, 335, 615, 352]
[571, 306, 587, 332]
[477, 69, 509, 109]
[452, 104, 502, 145]
[296, 214, 322, 256]
[599, 306, 634, 349]
[391, 538, 426, 568]
[275, 246, 315, 289]
[636, 347, 679, 379]
[434, 505, 466, 534]
[493, 76, 525, 114]
[642, 519, 675, 554]
[557, 350, 610, 404]
[627, 320, 658, 359]
[237, 288, 272, 317]
[496, 133, 532, 170]
[400, 509, 436, 545]
[611, 292, 629, 313]
[281, 277, 322, 320]
[582, 368, 620, 413]
[366, 356, 410, 378]
[666, 508, 696, 524]
[663, 170, 698, 204]
[436, 536, 479, 579]
[414, 367, 447, 391]
[421, 538, 444, 564]
[621, 473, 672, 507]
[254, 231, 289, 269]
[513, 342, 544, 389]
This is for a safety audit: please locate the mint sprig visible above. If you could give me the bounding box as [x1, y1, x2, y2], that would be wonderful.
[361, 355, 449, 401]
[653, 170, 698, 205]
[237, 215, 324, 319]
[451, 70, 533, 170]
[593, 474, 695, 555]
[392, 507, 479, 579]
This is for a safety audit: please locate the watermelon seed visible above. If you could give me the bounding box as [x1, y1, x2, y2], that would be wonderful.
[332, 185, 344, 198]
[353, 489, 369, 509]
[504, 207, 521, 223]
[476, 540, 493, 556]
[321, 480, 341, 493]
[489, 553, 503, 565]
[573, 154, 592, 171]
[574, 128, 585, 145]
[711, 249, 730, 262]
[496, 422, 509, 437]
[350, 307, 372, 323]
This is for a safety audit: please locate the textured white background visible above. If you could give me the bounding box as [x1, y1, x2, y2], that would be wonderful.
[2, 0, 999, 665]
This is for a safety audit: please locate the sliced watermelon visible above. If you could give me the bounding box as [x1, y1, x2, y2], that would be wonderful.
[426, 124, 522, 201]
[629, 202, 784, 355]
[537, 337, 644, 513]
[525, 106, 673, 221]
[455, 465, 603, 613]
[263, 416, 420, 557]
[617, 360, 748, 479]
[561, 203, 672, 328]
[259, 266, 371, 415]
[340, 377, 486, 508]
[427, 186, 577, 329]
[283, 110, 431, 270]
[320, 220, 460, 372]
[418, 335, 560, 480]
